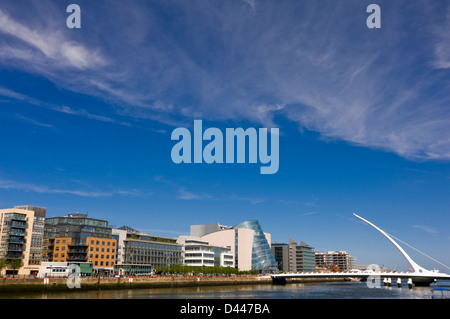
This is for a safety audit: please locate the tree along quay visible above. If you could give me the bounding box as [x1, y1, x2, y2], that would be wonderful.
[0, 276, 349, 294]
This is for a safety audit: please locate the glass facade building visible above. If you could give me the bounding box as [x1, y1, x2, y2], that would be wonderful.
[234, 220, 278, 273]
[113, 226, 182, 274]
[296, 242, 315, 272]
[271, 239, 316, 273]
[43, 213, 119, 273]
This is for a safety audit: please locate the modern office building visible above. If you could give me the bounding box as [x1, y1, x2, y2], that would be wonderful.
[295, 241, 315, 272]
[315, 251, 357, 272]
[0, 206, 46, 275]
[112, 226, 182, 276]
[177, 236, 234, 268]
[272, 239, 315, 272]
[14, 206, 46, 270]
[191, 220, 278, 273]
[271, 242, 291, 272]
[42, 213, 118, 275]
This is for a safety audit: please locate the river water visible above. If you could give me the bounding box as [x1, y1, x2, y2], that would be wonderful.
[3, 280, 449, 299]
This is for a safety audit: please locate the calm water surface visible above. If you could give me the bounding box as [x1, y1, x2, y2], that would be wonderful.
[3, 281, 449, 299]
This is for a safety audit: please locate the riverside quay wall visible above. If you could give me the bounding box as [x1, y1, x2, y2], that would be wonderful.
[0, 276, 348, 294]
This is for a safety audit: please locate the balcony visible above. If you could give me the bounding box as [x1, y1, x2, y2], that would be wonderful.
[6, 239, 25, 244]
[68, 249, 88, 253]
[9, 231, 27, 237]
[66, 255, 88, 262]
[67, 242, 89, 250]
[7, 246, 25, 252]
[8, 222, 27, 229]
[8, 214, 27, 222]
[5, 252, 23, 259]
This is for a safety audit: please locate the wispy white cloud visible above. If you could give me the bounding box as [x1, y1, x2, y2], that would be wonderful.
[413, 224, 438, 235]
[298, 212, 319, 216]
[0, 86, 132, 127]
[230, 194, 265, 204]
[0, 8, 106, 70]
[155, 176, 264, 202]
[177, 187, 214, 200]
[1, 1, 449, 162]
[154, 176, 214, 200]
[177, 188, 202, 200]
[0, 178, 141, 198]
[431, 7, 450, 69]
[51, 105, 131, 126]
[0, 86, 42, 105]
[15, 114, 53, 128]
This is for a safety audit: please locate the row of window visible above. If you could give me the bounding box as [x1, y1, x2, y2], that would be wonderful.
[89, 254, 115, 260]
[53, 239, 117, 246]
[186, 259, 214, 264]
[93, 261, 113, 266]
[90, 247, 115, 253]
[128, 241, 181, 250]
[90, 240, 116, 246]
[185, 253, 215, 258]
[53, 253, 115, 260]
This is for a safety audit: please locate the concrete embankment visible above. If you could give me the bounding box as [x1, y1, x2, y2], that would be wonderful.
[0, 276, 347, 294]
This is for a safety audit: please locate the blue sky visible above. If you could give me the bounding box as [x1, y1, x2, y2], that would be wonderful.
[0, 0, 449, 272]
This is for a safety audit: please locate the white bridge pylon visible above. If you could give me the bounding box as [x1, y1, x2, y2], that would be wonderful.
[353, 213, 433, 275]
[271, 214, 450, 286]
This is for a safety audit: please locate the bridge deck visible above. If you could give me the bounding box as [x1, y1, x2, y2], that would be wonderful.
[271, 272, 450, 287]
[271, 271, 450, 281]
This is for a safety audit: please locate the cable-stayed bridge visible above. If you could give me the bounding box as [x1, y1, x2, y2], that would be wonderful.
[271, 214, 450, 286]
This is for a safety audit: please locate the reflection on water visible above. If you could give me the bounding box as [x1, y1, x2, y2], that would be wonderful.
[2, 281, 448, 299]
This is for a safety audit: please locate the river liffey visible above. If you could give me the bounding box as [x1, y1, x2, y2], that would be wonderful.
[2, 281, 448, 318]
[2, 280, 449, 299]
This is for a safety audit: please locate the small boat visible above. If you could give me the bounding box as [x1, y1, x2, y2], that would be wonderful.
[431, 287, 450, 299]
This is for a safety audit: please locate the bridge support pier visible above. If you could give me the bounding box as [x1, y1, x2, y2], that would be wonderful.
[408, 278, 413, 288]
[397, 278, 402, 287]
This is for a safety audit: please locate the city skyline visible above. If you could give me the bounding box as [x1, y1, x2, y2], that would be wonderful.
[0, 0, 449, 273]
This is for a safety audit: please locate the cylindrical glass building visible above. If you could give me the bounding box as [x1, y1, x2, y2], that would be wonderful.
[234, 220, 278, 273]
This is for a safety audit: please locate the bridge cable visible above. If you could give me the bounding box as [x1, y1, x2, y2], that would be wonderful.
[386, 232, 450, 270]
